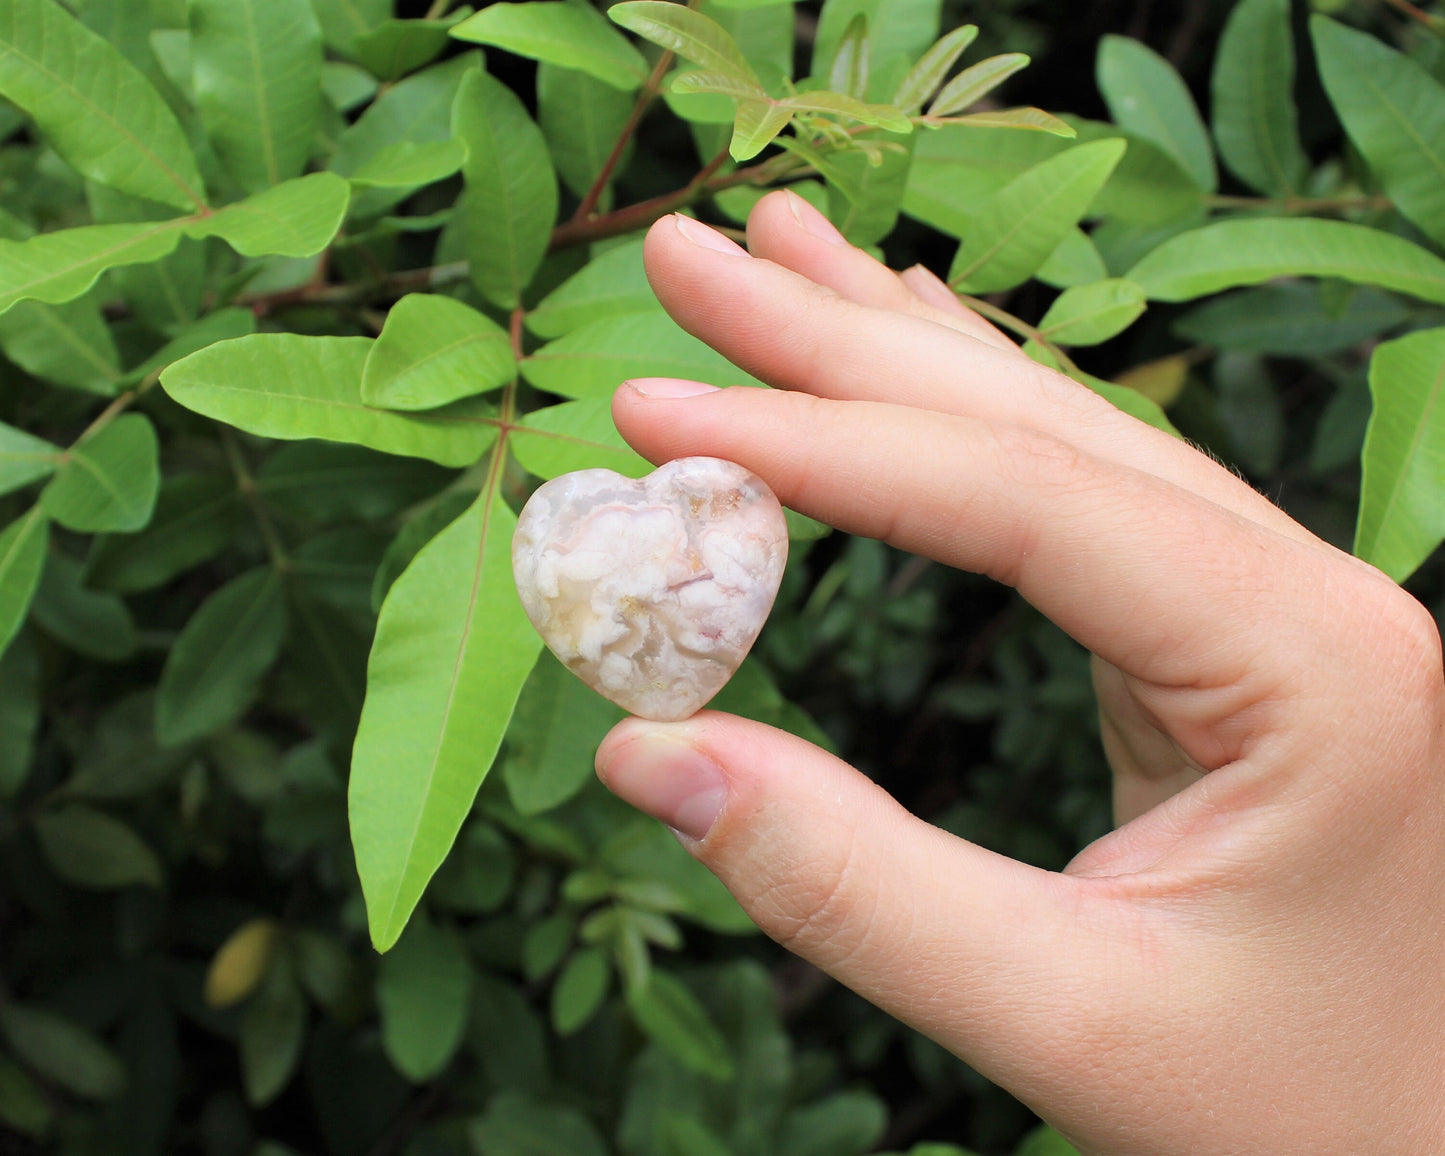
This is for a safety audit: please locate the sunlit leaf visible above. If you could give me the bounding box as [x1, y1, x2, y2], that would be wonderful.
[511, 397, 652, 479]
[0, 223, 182, 315]
[362, 294, 515, 411]
[452, 2, 649, 90]
[184, 172, 351, 258]
[927, 53, 1028, 118]
[893, 23, 976, 114]
[610, 1, 759, 86]
[729, 97, 794, 161]
[1037, 278, 1146, 346]
[525, 237, 655, 338]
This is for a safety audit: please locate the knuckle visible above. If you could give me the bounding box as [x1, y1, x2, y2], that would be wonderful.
[747, 832, 875, 967]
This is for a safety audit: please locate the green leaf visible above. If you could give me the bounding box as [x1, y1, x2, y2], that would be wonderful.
[346, 139, 467, 188]
[526, 237, 655, 338]
[776, 91, 911, 134]
[184, 172, 351, 258]
[452, 67, 558, 310]
[927, 53, 1029, 118]
[0, 423, 60, 497]
[0, 293, 121, 395]
[1036, 228, 1109, 289]
[729, 97, 793, 161]
[1312, 16, 1445, 247]
[610, 2, 759, 85]
[33, 805, 162, 889]
[0, 508, 46, 659]
[892, 24, 977, 115]
[1078, 373, 1179, 437]
[354, 11, 473, 83]
[190, 0, 323, 193]
[1354, 326, 1445, 581]
[87, 183, 207, 334]
[370, 491, 474, 611]
[239, 958, 306, 1107]
[161, 334, 498, 466]
[0, 1054, 50, 1138]
[1210, 0, 1306, 197]
[503, 650, 624, 814]
[155, 568, 287, 746]
[668, 70, 770, 101]
[453, 2, 648, 91]
[949, 107, 1073, 136]
[350, 477, 542, 951]
[1126, 219, 1445, 305]
[947, 139, 1125, 293]
[0, 1003, 125, 1099]
[31, 552, 136, 663]
[813, 0, 941, 100]
[828, 14, 870, 100]
[470, 1090, 610, 1156]
[1015, 1126, 1082, 1156]
[1037, 278, 1146, 346]
[310, 0, 390, 57]
[0, 0, 205, 211]
[87, 474, 242, 593]
[511, 397, 653, 480]
[522, 311, 763, 398]
[1174, 284, 1410, 355]
[778, 1092, 888, 1156]
[551, 948, 610, 1035]
[1096, 34, 1215, 191]
[537, 63, 635, 202]
[39, 414, 159, 535]
[121, 307, 258, 388]
[0, 222, 182, 315]
[627, 970, 735, 1081]
[0, 632, 39, 799]
[362, 294, 515, 411]
[258, 442, 453, 524]
[377, 918, 473, 1081]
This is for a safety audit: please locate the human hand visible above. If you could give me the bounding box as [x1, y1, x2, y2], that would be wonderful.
[593, 191, 1445, 1155]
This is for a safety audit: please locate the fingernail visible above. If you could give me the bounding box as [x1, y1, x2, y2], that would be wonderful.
[672, 214, 749, 256]
[901, 264, 961, 311]
[786, 189, 849, 247]
[598, 732, 727, 842]
[627, 377, 722, 399]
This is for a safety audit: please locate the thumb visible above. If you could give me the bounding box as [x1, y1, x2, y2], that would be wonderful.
[595, 711, 1117, 1113]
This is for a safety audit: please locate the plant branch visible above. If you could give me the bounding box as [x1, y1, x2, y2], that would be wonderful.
[221, 429, 289, 573]
[1206, 193, 1393, 213]
[955, 294, 1083, 379]
[1381, 0, 1445, 33]
[571, 49, 678, 223]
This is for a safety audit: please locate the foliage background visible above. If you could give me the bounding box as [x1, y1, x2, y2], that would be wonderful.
[2, 0, 1443, 1154]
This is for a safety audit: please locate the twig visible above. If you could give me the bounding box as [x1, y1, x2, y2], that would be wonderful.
[571, 49, 678, 223]
[954, 294, 1084, 379]
[221, 429, 289, 573]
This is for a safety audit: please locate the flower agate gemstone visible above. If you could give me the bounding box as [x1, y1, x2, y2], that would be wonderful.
[512, 458, 789, 722]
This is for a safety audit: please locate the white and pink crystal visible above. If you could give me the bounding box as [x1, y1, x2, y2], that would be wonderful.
[512, 458, 789, 721]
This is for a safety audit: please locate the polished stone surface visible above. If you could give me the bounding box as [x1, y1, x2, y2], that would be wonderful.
[512, 458, 788, 721]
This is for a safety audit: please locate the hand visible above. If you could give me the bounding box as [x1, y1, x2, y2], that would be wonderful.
[593, 191, 1445, 1155]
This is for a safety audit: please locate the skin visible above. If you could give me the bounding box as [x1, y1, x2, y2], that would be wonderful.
[592, 190, 1445, 1154]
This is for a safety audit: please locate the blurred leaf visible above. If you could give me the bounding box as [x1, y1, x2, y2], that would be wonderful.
[0, 631, 38, 798]
[31, 551, 137, 662]
[611, 2, 759, 86]
[893, 24, 977, 115]
[350, 480, 542, 951]
[468, 972, 550, 1095]
[293, 929, 366, 1022]
[311, 0, 390, 57]
[370, 490, 475, 611]
[627, 970, 734, 1081]
[1037, 278, 1146, 346]
[1096, 34, 1215, 191]
[362, 294, 515, 411]
[1213, 352, 1284, 475]
[0, 508, 48, 658]
[0, 294, 121, 395]
[511, 397, 652, 480]
[0, 0, 205, 210]
[949, 107, 1073, 135]
[828, 15, 870, 101]
[778, 1091, 888, 1156]
[1015, 1126, 1082, 1156]
[0, 1054, 51, 1139]
[354, 11, 474, 82]
[523, 311, 763, 398]
[62, 692, 192, 798]
[190, 0, 322, 192]
[1036, 228, 1108, 289]
[259, 442, 452, 524]
[430, 819, 515, 914]
[551, 948, 610, 1035]
[0, 1003, 126, 1099]
[1174, 284, 1410, 355]
[347, 139, 467, 188]
[537, 63, 635, 202]
[161, 334, 498, 466]
[121, 307, 258, 387]
[240, 957, 306, 1107]
[0, 423, 59, 497]
[453, 68, 558, 310]
[155, 567, 287, 747]
[88, 474, 242, 593]
[40, 414, 159, 534]
[1127, 219, 1445, 305]
[526, 238, 654, 338]
[34, 804, 162, 889]
[504, 650, 625, 815]
[928, 53, 1029, 118]
[453, 2, 648, 90]
[813, 0, 941, 100]
[1211, 0, 1306, 196]
[1355, 326, 1445, 581]
[469, 1090, 609, 1156]
[378, 918, 472, 1082]
[205, 919, 282, 1009]
[1086, 367, 1182, 434]
[948, 139, 1125, 293]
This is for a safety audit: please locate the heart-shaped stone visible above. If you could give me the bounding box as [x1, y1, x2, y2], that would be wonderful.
[512, 457, 789, 721]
